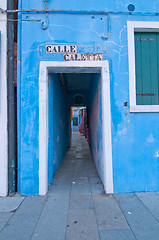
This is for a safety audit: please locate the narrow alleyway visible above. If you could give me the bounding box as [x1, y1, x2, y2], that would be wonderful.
[47, 132, 105, 240]
[1, 132, 159, 239]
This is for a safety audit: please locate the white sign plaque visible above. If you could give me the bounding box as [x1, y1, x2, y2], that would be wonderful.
[46, 44, 77, 53]
[63, 53, 103, 61]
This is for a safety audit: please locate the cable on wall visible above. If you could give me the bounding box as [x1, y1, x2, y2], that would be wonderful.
[2, 7, 159, 39]
[0, 9, 111, 39]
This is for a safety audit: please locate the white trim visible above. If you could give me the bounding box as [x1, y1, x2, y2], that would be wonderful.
[0, 3, 8, 196]
[130, 105, 159, 112]
[101, 62, 113, 193]
[39, 66, 48, 195]
[127, 21, 159, 112]
[39, 61, 113, 195]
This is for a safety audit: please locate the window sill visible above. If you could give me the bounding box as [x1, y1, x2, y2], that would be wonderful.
[130, 105, 159, 112]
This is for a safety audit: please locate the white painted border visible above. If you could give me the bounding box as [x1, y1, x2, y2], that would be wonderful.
[0, 1, 8, 196]
[39, 61, 113, 195]
[127, 21, 159, 112]
[101, 61, 113, 193]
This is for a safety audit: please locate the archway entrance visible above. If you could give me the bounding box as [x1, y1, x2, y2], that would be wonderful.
[39, 61, 113, 195]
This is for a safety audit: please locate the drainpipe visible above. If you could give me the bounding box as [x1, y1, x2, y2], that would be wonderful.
[7, 0, 15, 194]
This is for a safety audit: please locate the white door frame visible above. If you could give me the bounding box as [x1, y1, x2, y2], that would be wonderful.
[39, 61, 113, 195]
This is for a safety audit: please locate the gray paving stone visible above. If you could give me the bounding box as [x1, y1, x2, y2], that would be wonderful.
[115, 193, 159, 240]
[66, 209, 100, 240]
[5, 133, 159, 240]
[85, 163, 95, 169]
[59, 166, 74, 171]
[0, 196, 47, 240]
[72, 176, 89, 184]
[100, 229, 136, 240]
[75, 153, 86, 158]
[0, 197, 25, 213]
[73, 166, 88, 171]
[72, 171, 88, 178]
[87, 171, 99, 177]
[71, 182, 91, 195]
[53, 172, 73, 182]
[0, 213, 13, 232]
[65, 152, 75, 157]
[93, 194, 129, 230]
[89, 177, 102, 184]
[65, 154, 75, 159]
[70, 195, 94, 209]
[31, 195, 70, 240]
[90, 183, 105, 194]
[48, 182, 72, 195]
[136, 192, 159, 221]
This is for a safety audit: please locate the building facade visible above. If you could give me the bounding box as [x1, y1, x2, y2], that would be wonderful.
[17, 0, 159, 195]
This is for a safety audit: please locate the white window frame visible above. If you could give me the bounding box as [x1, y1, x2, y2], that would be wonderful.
[127, 21, 159, 112]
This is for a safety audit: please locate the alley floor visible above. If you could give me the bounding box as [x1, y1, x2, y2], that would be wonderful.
[1, 132, 159, 239]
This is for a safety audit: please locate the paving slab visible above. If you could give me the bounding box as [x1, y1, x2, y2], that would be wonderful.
[115, 193, 159, 240]
[31, 195, 70, 240]
[93, 194, 129, 230]
[70, 195, 94, 209]
[72, 170, 88, 178]
[71, 182, 91, 195]
[90, 183, 105, 194]
[89, 176, 102, 184]
[75, 153, 86, 158]
[48, 182, 72, 195]
[0, 213, 13, 232]
[0, 197, 25, 213]
[99, 229, 136, 240]
[87, 171, 99, 177]
[66, 209, 100, 240]
[3, 133, 159, 240]
[136, 192, 159, 222]
[73, 167, 88, 173]
[0, 196, 47, 240]
[53, 171, 73, 182]
[85, 163, 95, 169]
[72, 176, 89, 184]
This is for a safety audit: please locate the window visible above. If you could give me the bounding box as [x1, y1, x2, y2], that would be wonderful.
[127, 21, 159, 112]
[74, 94, 83, 105]
[135, 32, 159, 105]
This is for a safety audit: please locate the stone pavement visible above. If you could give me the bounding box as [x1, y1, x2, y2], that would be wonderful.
[0, 132, 159, 240]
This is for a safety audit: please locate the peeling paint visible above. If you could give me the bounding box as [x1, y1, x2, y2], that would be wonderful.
[147, 134, 155, 143]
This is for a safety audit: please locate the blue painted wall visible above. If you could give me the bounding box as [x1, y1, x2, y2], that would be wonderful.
[89, 74, 104, 182]
[18, 0, 159, 194]
[50, 73, 70, 179]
